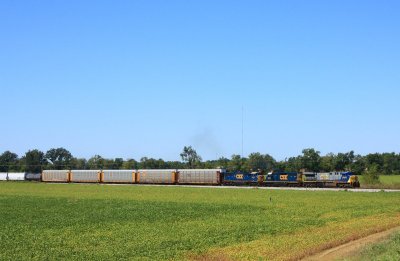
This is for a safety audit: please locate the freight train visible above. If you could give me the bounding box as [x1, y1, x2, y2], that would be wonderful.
[1, 169, 360, 188]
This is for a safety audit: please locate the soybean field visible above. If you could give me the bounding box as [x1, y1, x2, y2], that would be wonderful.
[0, 182, 399, 260]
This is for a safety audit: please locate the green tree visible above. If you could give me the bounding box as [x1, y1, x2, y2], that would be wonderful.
[365, 153, 384, 171]
[45, 148, 73, 170]
[122, 159, 138, 169]
[216, 157, 229, 169]
[22, 149, 46, 173]
[349, 154, 366, 175]
[101, 158, 126, 169]
[363, 163, 380, 184]
[300, 148, 321, 172]
[87, 155, 104, 169]
[103, 159, 116, 169]
[284, 156, 302, 172]
[0, 151, 19, 172]
[333, 151, 354, 171]
[71, 158, 87, 169]
[227, 154, 247, 172]
[165, 161, 186, 169]
[139, 157, 165, 169]
[180, 146, 202, 169]
[247, 152, 276, 172]
[320, 153, 335, 172]
[114, 158, 124, 169]
[382, 153, 400, 175]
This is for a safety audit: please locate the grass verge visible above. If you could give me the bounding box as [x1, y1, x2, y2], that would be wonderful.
[344, 232, 400, 261]
[359, 175, 400, 189]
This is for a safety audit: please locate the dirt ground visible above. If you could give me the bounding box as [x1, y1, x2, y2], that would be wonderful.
[302, 226, 400, 261]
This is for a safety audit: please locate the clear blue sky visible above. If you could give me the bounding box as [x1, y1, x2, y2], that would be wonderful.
[1, 1, 399, 161]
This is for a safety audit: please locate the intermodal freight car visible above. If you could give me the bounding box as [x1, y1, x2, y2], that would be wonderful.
[137, 169, 176, 184]
[42, 170, 69, 182]
[101, 170, 136, 183]
[70, 170, 101, 183]
[177, 169, 222, 185]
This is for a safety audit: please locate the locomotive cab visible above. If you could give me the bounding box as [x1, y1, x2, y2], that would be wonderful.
[348, 175, 360, 188]
[339, 172, 360, 188]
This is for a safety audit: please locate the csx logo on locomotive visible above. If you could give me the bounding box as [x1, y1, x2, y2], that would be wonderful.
[236, 174, 243, 179]
[280, 175, 288, 180]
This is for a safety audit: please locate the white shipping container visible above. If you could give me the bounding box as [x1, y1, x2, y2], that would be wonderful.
[102, 170, 136, 183]
[70, 170, 100, 183]
[0, 172, 8, 181]
[177, 169, 223, 184]
[137, 169, 176, 184]
[42, 170, 70, 182]
[7, 173, 25, 181]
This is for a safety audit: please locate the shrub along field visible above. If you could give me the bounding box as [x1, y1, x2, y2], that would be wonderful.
[0, 183, 399, 260]
[359, 175, 400, 189]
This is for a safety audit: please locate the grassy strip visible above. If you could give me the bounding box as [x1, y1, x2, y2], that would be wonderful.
[359, 175, 400, 189]
[0, 182, 399, 260]
[344, 232, 400, 261]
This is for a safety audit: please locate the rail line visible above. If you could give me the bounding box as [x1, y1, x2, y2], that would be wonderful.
[43, 182, 400, 192]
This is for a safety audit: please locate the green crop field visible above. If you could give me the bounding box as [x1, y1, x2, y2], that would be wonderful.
[0, 183, 399, 260]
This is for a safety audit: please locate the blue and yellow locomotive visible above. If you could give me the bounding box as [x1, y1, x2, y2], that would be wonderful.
[222, 171, 262, 185]
[221, 170, 360, 188]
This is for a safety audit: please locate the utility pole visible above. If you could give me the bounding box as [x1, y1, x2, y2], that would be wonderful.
[241, 106, 244, 159]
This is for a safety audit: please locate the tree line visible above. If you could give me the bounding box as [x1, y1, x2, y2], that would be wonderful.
[0, 147, 399, 176]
